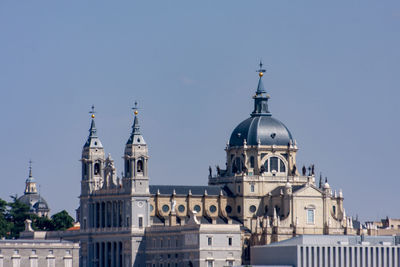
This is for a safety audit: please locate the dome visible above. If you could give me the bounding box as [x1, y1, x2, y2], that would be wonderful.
[229, 115, 293, 147]
[18, 194, 49, 212]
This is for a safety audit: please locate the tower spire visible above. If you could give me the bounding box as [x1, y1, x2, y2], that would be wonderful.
[127, 101, 145, 144]
[88, 105, 97, 138]
[131, 101, 140, 135]
[28, 159, 33, 178]
[25, 160, 37, 194]
[84, 105, 102, 148]
[251, 61, 271, 116]
[256, 61, 267, 95]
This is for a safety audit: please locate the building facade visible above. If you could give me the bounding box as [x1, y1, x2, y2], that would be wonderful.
[145, 212, 241, 267]
[77, 65, 352, 266]
[251, 235, 400, 267]
[0, 220, 79, 267]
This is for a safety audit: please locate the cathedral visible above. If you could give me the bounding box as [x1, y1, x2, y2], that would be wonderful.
[77, 65, 355, 267]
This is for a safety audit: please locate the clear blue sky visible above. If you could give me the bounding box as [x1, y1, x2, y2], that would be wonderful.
[0, 1, 399, 222]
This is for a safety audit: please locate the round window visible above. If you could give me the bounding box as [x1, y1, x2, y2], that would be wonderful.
[209, 205, 217, 213]
[150, 204, 154, 212]
[162, 205, 170, 213]
[178, 205, 185, 213]
[225, 205, 232, 213]
[249, 205, 257, 213]
[194, 205, 201, 212]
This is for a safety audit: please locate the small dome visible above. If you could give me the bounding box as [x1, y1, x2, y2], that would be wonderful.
[323, 182, 330, 189]
[18, 194, 49, 212]
[33, 199, 49, 211]
[229, 115, 293, 147]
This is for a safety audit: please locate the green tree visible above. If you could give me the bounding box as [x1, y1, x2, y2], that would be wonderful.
[32, 215, 54, 231]
[0, 198, 11, 238]
[51, 210, 74, 231]
[7, 195, 33, 238]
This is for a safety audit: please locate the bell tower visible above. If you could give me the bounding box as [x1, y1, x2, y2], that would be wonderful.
[124, 102, 149, 194]
[81, 105, 105, 195]
[123, 102, 150, 232]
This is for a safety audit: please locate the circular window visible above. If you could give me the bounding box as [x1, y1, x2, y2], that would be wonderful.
[194, 205, 201, 212]
[209, 205, 217, 213]
[162, 205, 170, 213]
[249, 205, 257, 213]
[178, 205, 185, 213]
[150, 204, 154, 212]
[225, 205, 232, 213]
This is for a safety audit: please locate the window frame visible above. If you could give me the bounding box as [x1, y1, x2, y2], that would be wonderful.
[306, 208, 315, 225]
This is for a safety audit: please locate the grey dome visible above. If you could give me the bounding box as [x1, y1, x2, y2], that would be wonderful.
[18, 194, 49, 212]
[229, 115, 293, 147]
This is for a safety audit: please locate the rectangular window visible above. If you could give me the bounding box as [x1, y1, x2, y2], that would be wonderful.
[139, 217, 143, 228]
[250, 184, 255, 192]
[208, 237, 212, 246]
[227, 261, 234, 266]
[228, 237, 232, 246]
[207, 261, 213, 267]
[307, 209, 315, 224]
[237, 185, 240, 193]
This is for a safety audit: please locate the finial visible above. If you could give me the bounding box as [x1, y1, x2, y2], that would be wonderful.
[28, 160, 33, 177]
[257, 60, 266, 77]
[132, 101, 139, 116]
[89, 105, 96, 119]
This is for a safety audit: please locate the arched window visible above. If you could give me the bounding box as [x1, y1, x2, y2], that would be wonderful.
[280, 159, 286, 173]
[94, 163, 100, 175]
[265, 157, 287, 173]
[250, 156, 255, 168]
[270, 157, 278, 172]
[232, 157, 242, 174]
[263, 159, 269, 173]
[137, 160, 143, 173]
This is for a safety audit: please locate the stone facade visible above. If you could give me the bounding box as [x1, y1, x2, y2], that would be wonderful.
[145, 212, 241, 267]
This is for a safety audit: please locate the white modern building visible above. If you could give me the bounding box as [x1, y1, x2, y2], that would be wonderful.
[251, 235, 400, 267]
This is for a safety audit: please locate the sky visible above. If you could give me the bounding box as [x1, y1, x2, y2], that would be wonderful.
[0, 1, 399, 222]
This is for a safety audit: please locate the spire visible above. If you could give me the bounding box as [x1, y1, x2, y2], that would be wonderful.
[28, 160, 33, 178]
[84, 105, 102, 148]
[131, 101, 140, 135]
[88, 105, 97, 138]
[251, 61, 271, 117]
[127, 101, 146, 145]
[256, 61, 267, 94]
[25, 160, 37, 194]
